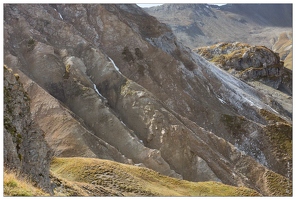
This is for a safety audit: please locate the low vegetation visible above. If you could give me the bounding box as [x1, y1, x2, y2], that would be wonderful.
[50, 157, 260, 196]
[264, 170, 292, 196]
[4, 170, 48, 196]
[272, 32, 292, 70]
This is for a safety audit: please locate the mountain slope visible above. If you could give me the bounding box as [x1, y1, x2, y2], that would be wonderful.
[194, 42, 292, 97]
[3, 4, 292, 196]
[50, 157, 260, 196]
[4, 170, 49, 196]
[145, 4, 292, 70]
[144, 4, 292, 55]
[271, 31, 292, 70]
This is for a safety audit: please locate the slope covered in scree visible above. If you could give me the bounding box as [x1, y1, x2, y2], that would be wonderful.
[3, 4, 292, 196]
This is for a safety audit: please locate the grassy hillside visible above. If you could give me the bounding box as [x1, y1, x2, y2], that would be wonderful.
[272, 32, 292, 70]
[4, 170, 48, 196]
[50, 157, 260, 196]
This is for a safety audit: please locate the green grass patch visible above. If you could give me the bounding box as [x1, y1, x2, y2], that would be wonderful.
[51, 157, 259, 196]
[4, 170, 48, 196]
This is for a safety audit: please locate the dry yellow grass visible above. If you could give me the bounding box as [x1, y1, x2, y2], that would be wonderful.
[4, 170, 48, 196]
[272, 32, 292, 70]
[51, 157, 260, 196]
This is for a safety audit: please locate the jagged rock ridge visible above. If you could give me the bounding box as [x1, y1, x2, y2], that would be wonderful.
[3, 4, 292, 196]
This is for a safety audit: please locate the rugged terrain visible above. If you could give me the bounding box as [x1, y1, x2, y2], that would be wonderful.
[145, 4, 292, 69]
[194, 42, 292, 96]
[3, 4, 292, 196]
[4, 66, 53, 194]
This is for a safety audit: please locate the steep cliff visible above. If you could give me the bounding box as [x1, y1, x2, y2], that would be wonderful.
[3, 4, 292, 196]
[4, 65, 53, 194]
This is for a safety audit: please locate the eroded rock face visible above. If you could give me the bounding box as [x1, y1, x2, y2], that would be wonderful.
[4, 4, 292, 196]
[194, 42, 291, 95]
[4, 66, 53, 194]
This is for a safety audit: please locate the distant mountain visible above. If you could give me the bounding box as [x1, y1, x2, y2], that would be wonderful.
[271, 31, 292, 70]
[217, 4, 292, 27]
[144, 4, 292, 49]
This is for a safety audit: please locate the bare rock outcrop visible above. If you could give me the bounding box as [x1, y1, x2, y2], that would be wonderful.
[4, 66, 53, 194]
[194, 42, 292, 95]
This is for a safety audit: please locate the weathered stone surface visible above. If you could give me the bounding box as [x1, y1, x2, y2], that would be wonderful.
[3, 4, 292, 196]
[4, 66, 53, 194]
[194, 42, 292, 96]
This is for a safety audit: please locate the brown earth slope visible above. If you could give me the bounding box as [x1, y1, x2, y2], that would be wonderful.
[3, 4, 292, 196]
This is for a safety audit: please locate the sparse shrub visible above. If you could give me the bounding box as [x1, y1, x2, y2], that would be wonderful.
[220, 114, 246, 134]
[65, 64, 71, 73]
[4, 170, 47, 196]
[122, 47, 134, 62]
[135, 48, 144, 59]
[264, 170, 292, 196]
[14, 73, 19, 81]
[63, 64, 71, 79]
[27, 38, 36, 51]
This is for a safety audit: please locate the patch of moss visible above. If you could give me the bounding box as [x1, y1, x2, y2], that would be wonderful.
[137, 64, 145, 76]
[14, 73, 20, 81]
[4, 64, 12, 72]
[264, 171, 292, 196]
[228, 49, 245, 59]
[122, 46, 134, 62]
[65, 64, 71, 73]
[264, 123, 292, 161]
[220, 114, 246, 135]
[260, 109, 286, 123]
[18, 154, 22, 161]
[120, 80, 136, 97]
[196, 48, 213, 59]
[27, 38, 36, 51]
[63, 64, 71, 79]
[4, 116, 17, 137]
[211, 55, 226, 65]
[135, 48, 144, 60]
[4, 86, 12, 106]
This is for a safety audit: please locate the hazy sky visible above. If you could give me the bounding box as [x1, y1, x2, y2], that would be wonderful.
[137, 4, 163, 8]
[137, 3, 227, 8]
